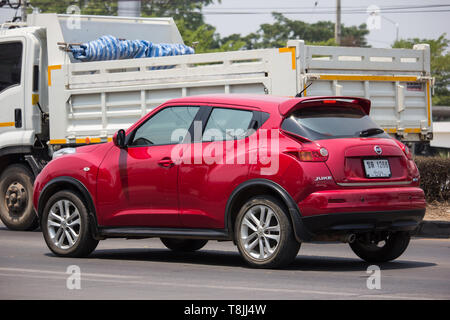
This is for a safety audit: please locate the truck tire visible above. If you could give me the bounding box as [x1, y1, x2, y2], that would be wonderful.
[0, 164, 38, 231]
[160, 238, 208, 252]
[235, 196, 301, 268]
[41, 190, 99, 257]
[349, 232, 411, 263]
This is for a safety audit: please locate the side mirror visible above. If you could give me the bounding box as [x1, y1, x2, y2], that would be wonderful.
[113, 129, 126, 148]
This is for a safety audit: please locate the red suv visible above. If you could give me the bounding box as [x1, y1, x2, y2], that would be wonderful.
[33, 95, 425, 268]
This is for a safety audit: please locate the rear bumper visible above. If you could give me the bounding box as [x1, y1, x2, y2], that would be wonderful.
[298, 187, 426, 217]
[297, 187, 426, 235]
[302, 209, 425, 235]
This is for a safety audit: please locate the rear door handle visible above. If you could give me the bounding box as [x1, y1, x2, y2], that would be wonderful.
[158, 158, 175, 168]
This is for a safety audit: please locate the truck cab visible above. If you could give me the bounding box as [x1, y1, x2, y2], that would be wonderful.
[0, 26, 49, 230]
[0, 27, 46, 151]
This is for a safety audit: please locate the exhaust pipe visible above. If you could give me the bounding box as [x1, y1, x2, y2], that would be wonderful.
[345, 233, 356, 244]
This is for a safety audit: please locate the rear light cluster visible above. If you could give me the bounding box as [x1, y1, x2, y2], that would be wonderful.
[287, 145, 329, 162]
[393, 140, 419, 180]
[281, 130, 328, 162]
[394, 140, 413, 160]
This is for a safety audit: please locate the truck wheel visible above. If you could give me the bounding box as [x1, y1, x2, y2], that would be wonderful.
[0, 164, 38, 231]
[41, 190, 99, 257]
[349, 232, 411, 263]
[160, 238, 208, 252]
[235, 196, 301, 268]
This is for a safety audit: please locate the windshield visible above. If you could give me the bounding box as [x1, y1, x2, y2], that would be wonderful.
[281, 105, 390, 140]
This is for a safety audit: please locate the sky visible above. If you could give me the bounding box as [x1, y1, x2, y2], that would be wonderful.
[0, 0, 449, 48]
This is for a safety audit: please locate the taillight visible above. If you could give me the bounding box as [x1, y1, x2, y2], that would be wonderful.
[394, 140, 413, 160]
[286, 145, 329, 162]
[404, 145, 412, 160]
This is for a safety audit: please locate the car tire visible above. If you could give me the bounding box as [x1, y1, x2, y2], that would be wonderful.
[235, 196, 301, 268]
[349, 232, 411, 263]
[41, 190, 99, 257]
[160, 238, 208, 252]
[0, 164, 39, 231]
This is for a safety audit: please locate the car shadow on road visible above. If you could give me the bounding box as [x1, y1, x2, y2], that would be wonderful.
[287, 255, 436, 272]
[0, 226, 42, 232]
[76, 248, 436, 272]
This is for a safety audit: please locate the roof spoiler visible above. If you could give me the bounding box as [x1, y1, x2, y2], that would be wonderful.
[279, 96, 371, 116]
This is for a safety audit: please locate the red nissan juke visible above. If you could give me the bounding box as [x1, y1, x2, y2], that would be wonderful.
[33, 95, 425, 268]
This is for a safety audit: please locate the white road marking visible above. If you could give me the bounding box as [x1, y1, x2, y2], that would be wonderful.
[0, 269, 439, 300]
[0, 267, 138, 279]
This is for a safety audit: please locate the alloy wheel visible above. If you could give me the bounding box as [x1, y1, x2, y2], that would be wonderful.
[47, 200, 81, 250]
[240, 204, 281, 260]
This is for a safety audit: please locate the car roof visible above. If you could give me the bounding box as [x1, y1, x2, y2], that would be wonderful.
[165, 94, 293, 113]
[164, 94, 371, 115]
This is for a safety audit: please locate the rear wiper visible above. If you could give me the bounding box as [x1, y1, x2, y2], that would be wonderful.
[359, 128, 385, 137]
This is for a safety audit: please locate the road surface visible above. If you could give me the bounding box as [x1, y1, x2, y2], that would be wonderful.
[0, 223, 449, 300]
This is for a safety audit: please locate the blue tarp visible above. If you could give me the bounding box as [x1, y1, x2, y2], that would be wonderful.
[70, 35, 195, 63]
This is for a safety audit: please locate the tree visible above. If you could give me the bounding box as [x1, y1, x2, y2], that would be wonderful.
[29, 0, 228, 52]
[231, 13, 369, 50]
[393, 34, 450, 106]
[29, 0, 117, 15]
[140, 1, 233, 53]
[27, 2, 370, 54]
[30, 0, 216, 25]
[141, 0, 216, 30]
[82, 0, 117, 15]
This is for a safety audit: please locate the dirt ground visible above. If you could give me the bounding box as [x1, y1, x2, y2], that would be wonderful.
[425, 202, 450, 221]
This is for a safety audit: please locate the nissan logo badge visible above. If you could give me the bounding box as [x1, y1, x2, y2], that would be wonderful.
[374, 145, 382, 155]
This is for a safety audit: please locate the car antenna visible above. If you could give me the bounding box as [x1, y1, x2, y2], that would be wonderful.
[295, 82, 313, 97]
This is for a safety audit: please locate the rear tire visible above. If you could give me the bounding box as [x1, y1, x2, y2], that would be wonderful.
[350, 232, 411, 263]
[0, 164, 38, 231]
[160, 238, 208, 252]
[235, 196, 300, 269]
[41, 190, 99, 257]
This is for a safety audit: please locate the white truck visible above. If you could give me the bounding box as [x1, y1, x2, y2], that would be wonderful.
[0, 13, 433, 230]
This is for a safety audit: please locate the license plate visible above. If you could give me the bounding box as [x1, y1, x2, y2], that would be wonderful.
[363, 159, 391, 178]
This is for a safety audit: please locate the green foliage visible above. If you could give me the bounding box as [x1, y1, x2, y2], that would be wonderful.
[141, 0, 216, 30]
[414, 156, 450, 202]
[306, 38, 337, 47]
[235, 13, 369, 50]
[393, 34, 450, 106]
[179, 12, 369, 53]
[28, 1, 370, 55]
[176, 19, 217, 53]
[82, 0, 117, 15]
[176, 20, 245, 54]
[29, 0, 117, 15]
[140, 1, 238, 54]
[29, 0, 77, 13]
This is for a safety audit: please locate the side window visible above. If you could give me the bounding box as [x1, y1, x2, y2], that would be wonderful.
[0, 42, 23, 93]
[130, 106, 199, 146]
[203, 108, 254, 142]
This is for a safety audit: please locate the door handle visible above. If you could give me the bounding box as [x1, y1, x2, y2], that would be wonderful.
[14, 109, 22, 128]
[158, 158, 175, 168]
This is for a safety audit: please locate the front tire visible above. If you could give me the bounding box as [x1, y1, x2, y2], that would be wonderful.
[160, 238, 208, 252]
[41, 190, 98, 257]
[350, 232, 411, 263]
[235, 196, 300, 268]
[0, 164, 38, 231]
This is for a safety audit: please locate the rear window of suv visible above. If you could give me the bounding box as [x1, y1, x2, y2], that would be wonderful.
[281, 105, 389, 140]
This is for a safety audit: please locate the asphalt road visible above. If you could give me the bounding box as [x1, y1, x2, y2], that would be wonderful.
[0, 223, 449, 300]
